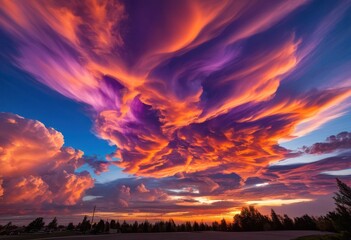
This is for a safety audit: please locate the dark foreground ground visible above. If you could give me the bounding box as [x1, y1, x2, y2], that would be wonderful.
[0, 231, 333, 240]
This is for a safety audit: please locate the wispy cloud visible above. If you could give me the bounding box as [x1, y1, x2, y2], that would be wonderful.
[1, 0, 351, 220]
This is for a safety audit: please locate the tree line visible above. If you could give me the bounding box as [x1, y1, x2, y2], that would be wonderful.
[1, 178, 350, 235]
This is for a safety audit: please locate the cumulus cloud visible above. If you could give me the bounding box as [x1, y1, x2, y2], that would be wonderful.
[0, 113, 94, 211]
[0, 112, 65, 177]
[136, 183, 150, 193]
[3, 176, 53, 205]
[117, 185, 131, 207]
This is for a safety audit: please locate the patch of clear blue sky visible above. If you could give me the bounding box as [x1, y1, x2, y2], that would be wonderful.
[0, 30, 136, 183]
[280, 112, 351, 151]
[92, 165, 134, 183]
[0, 54, 128, 182]
[274, 113, 351, 167]
[0, 65, 112, 158]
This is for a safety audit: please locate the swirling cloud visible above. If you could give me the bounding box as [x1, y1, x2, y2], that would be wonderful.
[1, 112, 348, 219]
[1, 0, 351, 220]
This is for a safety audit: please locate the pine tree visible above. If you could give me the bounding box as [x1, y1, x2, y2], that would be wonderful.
[193, 221, 200, 231]
[132, 221, 138, 232]
[26, 217, 45, 232]
[328, 178, 351, 232]
[334, 178, 351, 215]
[47, 217, 58, 230]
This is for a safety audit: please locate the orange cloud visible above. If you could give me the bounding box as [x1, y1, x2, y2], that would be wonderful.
[1, 0, 351, 221]
[2, 0, 349, 180]
[0, 113, 95, 209]
[3, 176, 53, 205]
[0, 178, 3, 197]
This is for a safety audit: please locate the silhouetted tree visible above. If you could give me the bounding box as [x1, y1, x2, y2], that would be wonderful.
[143, 220, 151, 232]
[167, 219, 176, 232]
[95, 219, 105, 233]
[328, 178, 351, 232]
[220, 218, 227, 231]
[153, 221, 163, 232]
[47, 217, 58, 230]
[110, 220, 117, 229]
[79, 216, 91, 232]
[233, 206, 270, 231]
[199, 221, 206, 231]
[91, 223, 96, 231]
[67, 222, 75, 231]
[3, 222, 12, 231]
[26, 217, 45, 232]
[0, 222, 22, 235]
[270, 209, 283, 230]
[212, 221, 219, 231]
[294, 214, 316, 230]
[282, 214, 294, 230]
[316, 216, 335, 232]
[132, 221, 138, 232]
[193, 221, 200, 231]
[179, 223, 186, 232]
[185, 221, 192, 231]
[105, 221, 110, 232]
[121, 220, 129, 233]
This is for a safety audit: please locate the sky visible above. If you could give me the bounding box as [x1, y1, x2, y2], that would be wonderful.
[0, 0, 351, 224]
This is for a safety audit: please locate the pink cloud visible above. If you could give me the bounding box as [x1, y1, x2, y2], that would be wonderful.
[0, 113, 94, 210]
[136, 183, 150, 193]
[0, 0, 351, 221]
[1, 0, 350, 180]
[0, 178, 3, 197]
[3, 176, 52, 205]
[303, 131, 351, 154]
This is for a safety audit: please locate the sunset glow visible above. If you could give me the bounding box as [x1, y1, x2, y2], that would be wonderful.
[0, 0, 351, 224]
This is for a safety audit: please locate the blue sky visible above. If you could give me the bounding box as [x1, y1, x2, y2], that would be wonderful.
[1, 0, 351, 222]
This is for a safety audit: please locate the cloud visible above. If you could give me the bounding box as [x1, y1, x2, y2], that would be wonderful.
[136, 183, 150, 193]
[262, 152, 351, 197]
[3, 176, 53, 205]
[48, 170, 94, 206]
[0, 112, 65, 178]
[1, 112, 348, 218]
[1, 0, 351, 220]
[302, 131, 351, 154]
[84, 157, 111, 175]
[0, 0, 326, 179]
[246, 198, 313, 207]
[0, 178, 3, 197]
[117, 185, 131, 207]
[0, 113, 94, 211]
